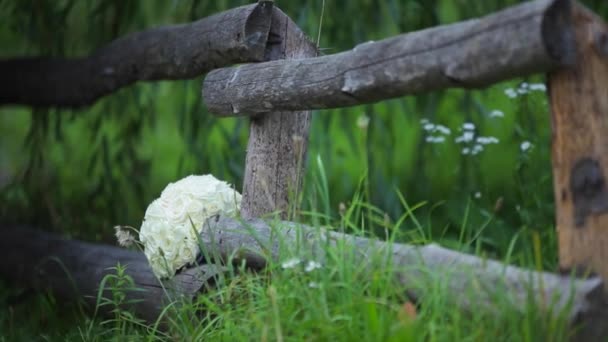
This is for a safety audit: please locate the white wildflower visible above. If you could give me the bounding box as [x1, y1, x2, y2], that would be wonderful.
[474, 192, 482, 199]
[434, 125, 451, 135]
[476, 136, 499, 144]
[455, 131, 475, 143]
[304, 261, 322, 272]
[520, 141, 532, 152]
[462, 122, 475, 131]
[308, 282, 321, 289]
[504, 88, 518, 98]
[357, 115, 370, 130]
[423, 123, 435, 131]
[139, 175, 242, 279]
[281, 258, 301, 269]
[472, 144, 484, 155]
[528, 83, 546, 92]
[462, 147, 470, 155]
[489, 110, 504, 118]
[426, 136, 446, 144]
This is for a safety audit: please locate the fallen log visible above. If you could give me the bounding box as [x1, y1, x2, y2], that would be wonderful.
[198, 217, 608, 340]
[0, 226, 223, 324]
[203, 0, 576, 115]
[1, 217, 606, 339]
[0, 2, 275, 107]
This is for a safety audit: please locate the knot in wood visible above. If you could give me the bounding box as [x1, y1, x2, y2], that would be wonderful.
[594, 31, 608, 58]
[570, 157, 608, 227]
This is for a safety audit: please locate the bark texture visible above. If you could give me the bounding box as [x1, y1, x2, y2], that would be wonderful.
[204, 0, 576, 115]
[549, 4, 608, 289]
[240, 7, 318, 219]
[0, 2, 274, 107]
[199, 217, 608, 340]
[0, 226, 224, 324]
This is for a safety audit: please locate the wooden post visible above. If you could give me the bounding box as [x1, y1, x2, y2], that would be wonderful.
[549, 4, 608, 285]
[240, 7, 318, 219]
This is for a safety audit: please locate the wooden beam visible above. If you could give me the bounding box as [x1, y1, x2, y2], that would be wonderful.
[239, 7, 318, 219]
[0, 2, 274, 108]
[203, 0, 576, 116]
[548, 4, 608, 287]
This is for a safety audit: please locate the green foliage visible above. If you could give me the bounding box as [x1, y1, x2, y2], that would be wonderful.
[0, 211, 575, 341]
[0, 0, 607, 338]
[0, 0, 605, 246]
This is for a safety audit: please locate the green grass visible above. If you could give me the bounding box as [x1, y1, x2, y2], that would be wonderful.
[2, 0, 606, 340]
[0, 174, 573, 341]
[0, 206, 573, 341]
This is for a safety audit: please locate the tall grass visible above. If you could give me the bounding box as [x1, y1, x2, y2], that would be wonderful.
[0, 194, 573, 341]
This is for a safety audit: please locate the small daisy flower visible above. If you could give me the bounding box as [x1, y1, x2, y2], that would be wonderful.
[305, 261, 322, 272]
[520, 141, 532, 152]
[489, 110, 504, 118]
[281, 258, 301, 269]
[504, 88, 518, 98]
[357, 115, 370, 130]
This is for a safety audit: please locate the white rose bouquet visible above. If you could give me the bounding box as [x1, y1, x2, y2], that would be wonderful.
[139, 174, 241, 279]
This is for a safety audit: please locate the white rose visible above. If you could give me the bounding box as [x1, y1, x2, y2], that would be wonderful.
[139, 174, 241, 279]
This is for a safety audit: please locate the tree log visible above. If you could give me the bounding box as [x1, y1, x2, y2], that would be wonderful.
[240, 7, 318, 219]
[199, 216, 608, 340]
[0, 226, 224, 324]
[0, 2, 274, 108]
[548, 4, 608, 286]
[203, 0, 576, 116]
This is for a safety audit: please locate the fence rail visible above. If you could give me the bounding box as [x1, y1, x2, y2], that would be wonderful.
[204, 0, 575, 115]
[1, 0, 607, 340]
[0, 2, 274, 107]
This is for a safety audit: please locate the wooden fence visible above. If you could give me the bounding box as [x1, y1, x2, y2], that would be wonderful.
[1, 0, 608, 339]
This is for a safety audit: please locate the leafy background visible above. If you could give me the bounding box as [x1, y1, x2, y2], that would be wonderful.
[0, 0, 606, 267]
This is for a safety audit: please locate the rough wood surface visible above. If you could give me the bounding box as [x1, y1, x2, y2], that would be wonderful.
[203, 0, 576, 116]
[240, 7, 318, 219]
[0, 2, 274, 108]
[548, 4, 608, 289]
[199, 216, 608, 340]
[0, 226, 224, 323]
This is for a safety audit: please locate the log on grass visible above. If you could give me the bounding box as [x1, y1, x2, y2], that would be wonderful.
[0, 226, 223, 324]
[203, 0, 576, 115]
[0, 2, 275, 108]
[198, 216, 608, 340]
